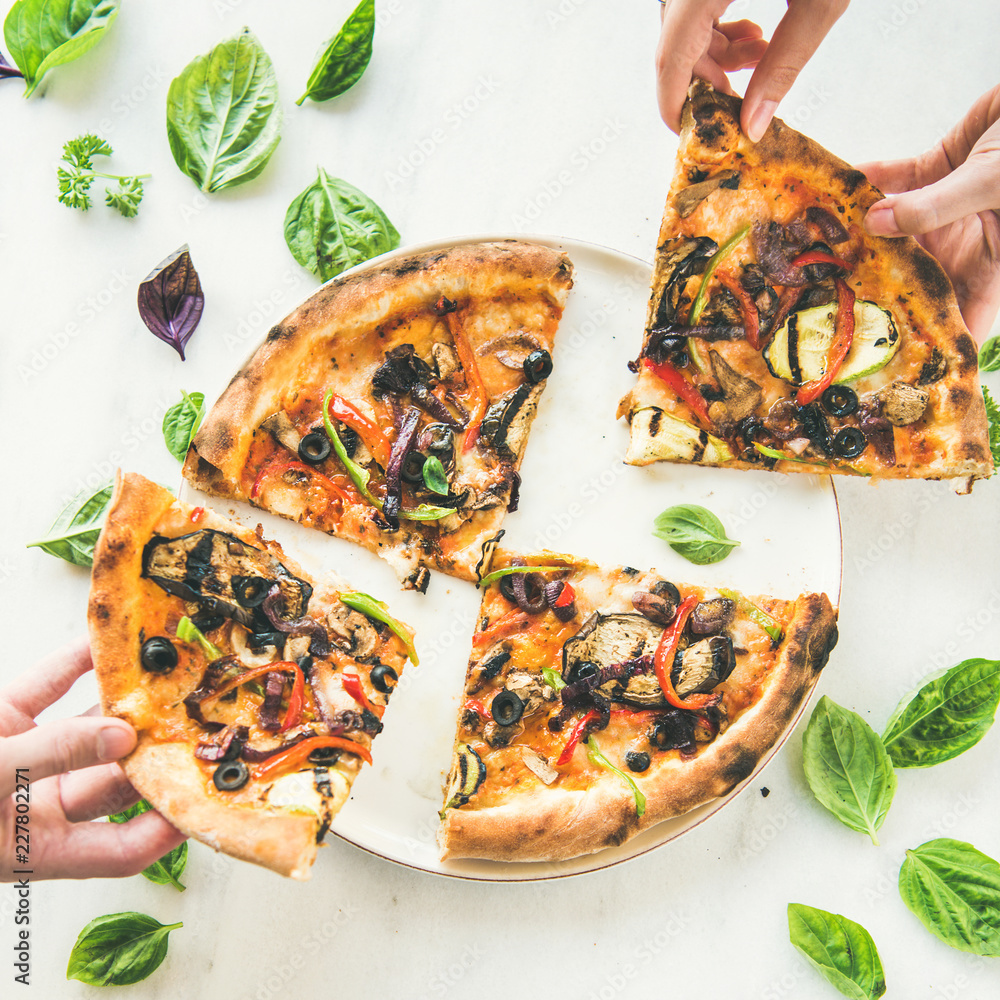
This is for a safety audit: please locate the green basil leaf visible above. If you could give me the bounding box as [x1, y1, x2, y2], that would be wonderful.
[66, 912, 182, 986]
[166, 28, 282, 193]
[108, 801, 187, 891]
[296, 0, 374, 106]
[788, 903, 886, 1000]
[284, 167, 399, 282]
[899, 839, 1000, 955]
[882, 658, 1000, 768]
[802, 696, 896, 845]
[3, 0, 119, 97]
[982, 385, 1000, 472]
[652, 503, 740, 565]
[979, 336, 1000, 372]
[162, 390, 205, 462]
[422, 454, 449, 495]
[26, 482, 113, 567]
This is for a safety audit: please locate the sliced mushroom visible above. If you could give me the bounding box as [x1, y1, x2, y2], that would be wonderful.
[562, 612, 664, 678]
[673, 169, 740, 218]
[230, 624, 281, 669]
[432, 341, 460, 380]
[672, 635, 735, 696]
[874, 380, 929, 426]
[918, 347, 947, 386]
[484, 719, 523, 749]
[326, 603, 380, 657]
[631, 591, 677, 626]
[710, 350, 762, 423]
[260, 411, 302, 454]
[519, 747, 558, 785]
[467, 647, 511, 695]
[504, 670, 555, 716]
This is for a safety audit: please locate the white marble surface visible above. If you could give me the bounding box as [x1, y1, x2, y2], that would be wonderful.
[3, 1, 1000, 996]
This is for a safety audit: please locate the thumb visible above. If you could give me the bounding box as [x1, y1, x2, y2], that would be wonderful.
[864, 155, 1000, 237]
[0, 717, 136, 793]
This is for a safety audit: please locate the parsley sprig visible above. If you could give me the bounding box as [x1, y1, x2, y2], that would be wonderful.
[983, 385, 1000, 475]
[57, 134, 149, 217]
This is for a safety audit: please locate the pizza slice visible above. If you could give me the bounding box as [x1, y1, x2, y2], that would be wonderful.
[89, 473, 415, 880]
[438, 549, 837, 862]
[183, 241, 574, 591]
[618, 80, 992, 485]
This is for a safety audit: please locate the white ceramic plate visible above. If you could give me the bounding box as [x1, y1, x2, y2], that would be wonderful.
[181, 234, 842, 882]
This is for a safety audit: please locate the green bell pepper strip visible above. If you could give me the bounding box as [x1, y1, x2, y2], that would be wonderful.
[753, 443, 868, 477]
[339, 591, 419, 665]
[586, 736, 646, 817]
[176, 616, 222, 661]
[322, 390, 455, 522]
[717, 588, 783, 642]
[688, 224, 750, 326]
[478, 564, 567, 589]
[541, 666, 567, 692]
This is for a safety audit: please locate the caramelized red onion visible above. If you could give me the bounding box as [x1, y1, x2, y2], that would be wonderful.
[383, 405, 421, 529]
[511, 561, 547, 614]
[544, 580, 576, 621]
[261, 585, 330, 655]
[752, 221, 809, 287]
[805, 206, 849, 244]
[258, 671, 286, 731]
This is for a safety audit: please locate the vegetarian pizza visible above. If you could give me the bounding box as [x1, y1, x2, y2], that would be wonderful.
[438, 549, 838, 862]
[618, 80, 992, 484]
[183, 241, 574, 591]
[88, 473, 415, 880]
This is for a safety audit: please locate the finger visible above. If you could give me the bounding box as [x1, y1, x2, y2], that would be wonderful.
[0, 716, 136, 795]
[709, 35, 769, 73]
[691, 53, 737, 98]
[0, 635, 93, 726]
[742, 0, 849, 142]
[856, 158, 923, 195]
[58, 763, 142, 822]
[656, 0, 728, 132]
[38, 810, 187, 881]
[864, 155, 1000, 237]
[714, 19, 764, 43]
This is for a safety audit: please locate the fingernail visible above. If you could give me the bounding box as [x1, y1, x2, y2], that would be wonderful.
[864, 204, 903, 237]
[97, 724, 135, 762]
[746, 100, 777, 143]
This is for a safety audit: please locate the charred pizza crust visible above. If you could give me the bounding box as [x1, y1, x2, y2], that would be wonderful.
[438, 553, 837, 862]
[619, 80, 991, 484]
[89, 473, 409, 879]
[184, 241, 573, 589]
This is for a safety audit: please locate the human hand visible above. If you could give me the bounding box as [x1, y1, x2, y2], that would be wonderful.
[656, 0, 849, 141]
[0, 636, 185, 880]
[861, 85, 1000, 345]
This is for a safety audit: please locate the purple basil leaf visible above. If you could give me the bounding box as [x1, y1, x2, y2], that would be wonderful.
[138, 245, 204, 361]
[0, 51, 24, 80]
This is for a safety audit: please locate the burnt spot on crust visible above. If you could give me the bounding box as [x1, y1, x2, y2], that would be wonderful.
[266, 324, 293, 342]
[908, 251, 952, 303]
[948, 385, 971, 413]
[816, 625, 839, 672]
[721, 747, 757, 787]
[695, 120, 725, 145]
[604, 816, 638, 848]
[953, 334, 979, 377]
[391, 251, 448, 278]
[833, 168, 866, 196]
[962, 441, 988, 462]
[91, 601, 112, 622]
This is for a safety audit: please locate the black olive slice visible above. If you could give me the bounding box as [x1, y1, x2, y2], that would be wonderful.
[400, 451, 427, 485]
[498, 574, 517, 603]
[523, 349, 553, 384]
[298, 430, 332, 465]
[213, 760, 249, 791]
[232, 575, 270, 608]
[491, 689, 525, 727]
[247, 630, 286, 651]
[625, 750, 651, 773]
[820, 384, 858, 417]
[308, 746, 341, 765]
[566, 659, 599, 685]
[140, 637, 178, 674]
[190, 613, 225, 634]
[370, 664, 398, 694]
[832, 426, 867, 459]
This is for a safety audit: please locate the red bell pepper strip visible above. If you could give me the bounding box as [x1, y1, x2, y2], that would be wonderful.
[253, 735, 372, 781]
[251, 457, 351, 503]
[643, 357, 711, 427]
[789, 249, 851, 272]
[325, 393, 393, 469]
[716, 271, 761, 351]
[472, 606, 529, 647]
[653, 594, 718, 710]
[556, 709, 601, 766]
[190, 506, 205, 523]
[445, 310, 488, 451]
[341, 671, 385, 720]
[463, 697, 488, 718]
[796, 277, 856, 406]
[278, 662, 306, 732]
[199, 660, 299, 713]
[554, 582, 576, 608]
